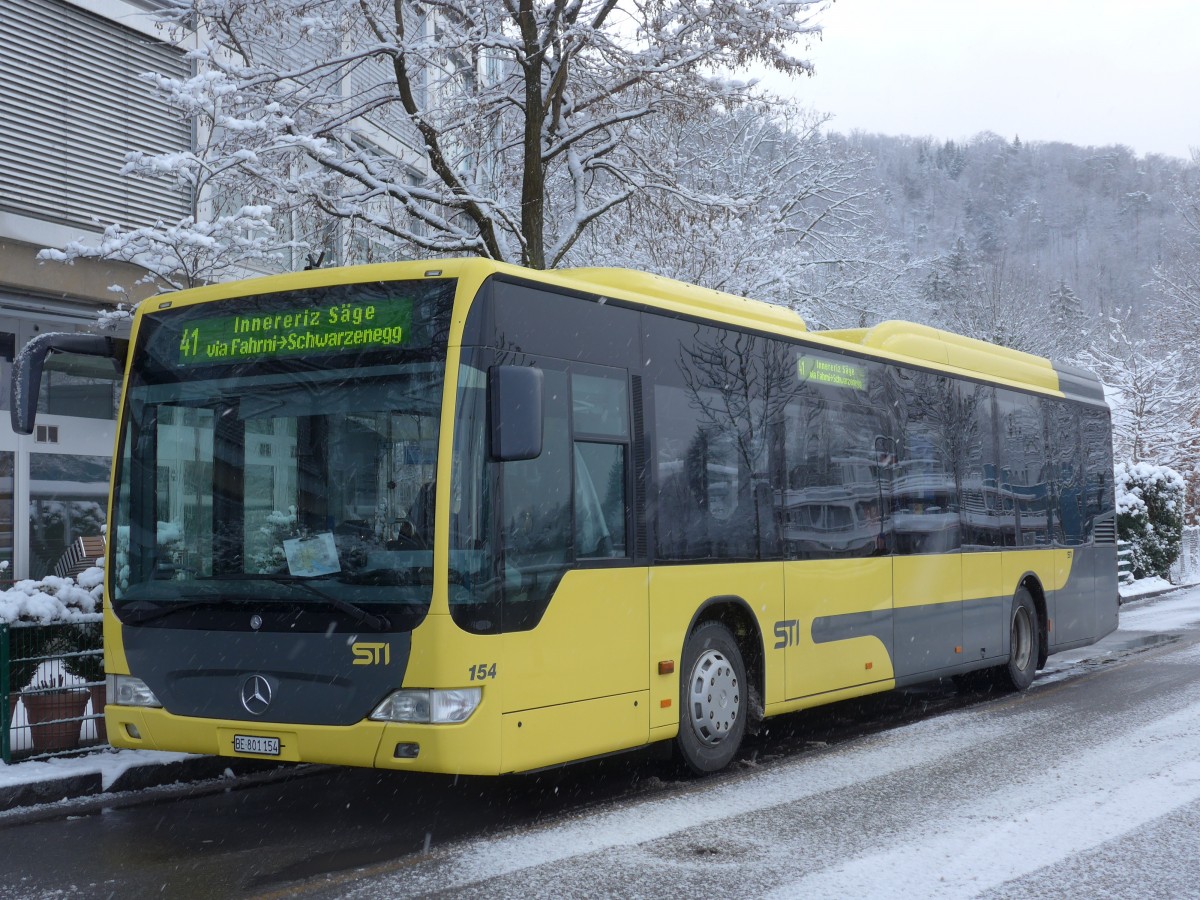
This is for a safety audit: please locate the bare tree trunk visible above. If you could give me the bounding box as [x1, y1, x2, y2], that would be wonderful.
[517, 0, 546, 269]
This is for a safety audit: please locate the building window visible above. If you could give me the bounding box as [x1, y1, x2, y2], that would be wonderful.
[28, 453, 111, 579]
[0, 0, 190, 229]
[0, 452, 12, 578]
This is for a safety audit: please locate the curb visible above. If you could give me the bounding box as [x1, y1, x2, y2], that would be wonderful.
[1120, 583, 1193, 605]
[0, 772, 102, 812]
[0, 754, 286, 813]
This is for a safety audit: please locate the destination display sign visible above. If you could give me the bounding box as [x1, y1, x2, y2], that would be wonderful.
[175, 297, 413, 366]
[797, 353, 869, 391]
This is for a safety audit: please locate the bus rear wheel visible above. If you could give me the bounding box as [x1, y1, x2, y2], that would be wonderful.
[677, 621, 747, 774]
[996, 586, 1040, 691]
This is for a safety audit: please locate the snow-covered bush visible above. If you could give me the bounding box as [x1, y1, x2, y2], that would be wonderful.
[1116, 462, 1185, 579]
[250, 507, 298, 574]
[0, 567, 104, 626]
[114, 523, 183, 596]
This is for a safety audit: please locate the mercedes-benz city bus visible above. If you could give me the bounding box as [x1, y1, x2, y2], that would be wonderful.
[12, 259, 1118, 774]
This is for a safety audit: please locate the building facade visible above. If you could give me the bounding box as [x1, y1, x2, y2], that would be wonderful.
[0, 0, 438, 580]
[0, 0, 188, 579]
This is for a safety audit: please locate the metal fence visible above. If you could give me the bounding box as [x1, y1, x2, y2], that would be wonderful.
[1117, 542, 1135, 586]
[1, 620, 105, 763]
[1171, 525, 1200, 585]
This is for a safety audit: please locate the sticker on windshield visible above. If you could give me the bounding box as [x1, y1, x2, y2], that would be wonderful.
[283, 533, 340, 577]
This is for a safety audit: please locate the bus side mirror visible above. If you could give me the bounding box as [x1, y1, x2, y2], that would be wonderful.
[10, 333, 128, 435]
[489, 365, 543, 461]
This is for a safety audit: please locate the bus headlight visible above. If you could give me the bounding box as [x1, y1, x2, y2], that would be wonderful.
[108, 674, 162, 708]
[370, 687, 481, 724]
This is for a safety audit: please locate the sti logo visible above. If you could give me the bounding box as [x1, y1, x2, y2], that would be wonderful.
[351, 642, 391, 666]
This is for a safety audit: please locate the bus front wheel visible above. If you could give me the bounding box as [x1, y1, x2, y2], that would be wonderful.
[997, 587, 1040, 691]
[677, 621, 747, 774]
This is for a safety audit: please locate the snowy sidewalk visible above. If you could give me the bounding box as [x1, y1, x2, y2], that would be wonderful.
[0, 749, 285, 813]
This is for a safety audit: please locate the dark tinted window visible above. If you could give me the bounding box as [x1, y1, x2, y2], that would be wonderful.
[575, 442, 626, 557]
[957, 382, 1011, 548]
[572, 366, 630, 560]
[491, 281, 639, 367]
[651, 321, 785, 561]
[1082, 406, 1116, 538]
[0, 331, 14, 412]
[449, 361, 500, 634]
[1047, 400, 1084, 546]
[891, 369, 961, 554]
[502, 367, 571, 629]
[997, 389, 1050, 546]
[780, 395, 890, 559]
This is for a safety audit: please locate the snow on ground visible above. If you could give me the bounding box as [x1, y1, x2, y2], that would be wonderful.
[339, 659, 1200, 899]
[0, 746, 199, 794]
[1118, 574, 1178, 600]
[765, 693, 1200, 899]
[382, 712, 1040, 897]
[332, 584, 1200, 898]
[1118, 582, 1200, 631]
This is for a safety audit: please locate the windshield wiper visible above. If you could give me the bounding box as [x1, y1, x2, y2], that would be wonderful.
[118, 579, 391, 632]
[277, 578, 391, 632]
[121, 599, 226, 625]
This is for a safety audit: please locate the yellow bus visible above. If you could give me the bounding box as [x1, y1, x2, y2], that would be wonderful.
[12, 259, 1118, 774]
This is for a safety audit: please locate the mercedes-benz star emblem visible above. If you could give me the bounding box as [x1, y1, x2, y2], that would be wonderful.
[240, 674, 273, 716]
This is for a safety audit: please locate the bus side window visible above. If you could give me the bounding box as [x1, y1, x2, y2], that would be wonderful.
[571, 368, 630, 560]
[574, 442, 626, 557]
[891, 370, 962, 555]
[997, 389, 1050, 547]
[501, 368, 571, 629]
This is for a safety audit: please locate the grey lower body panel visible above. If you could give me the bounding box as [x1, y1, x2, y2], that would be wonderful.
[123, 626, 412, 726]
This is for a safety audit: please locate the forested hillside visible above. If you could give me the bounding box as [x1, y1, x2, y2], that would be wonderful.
[817, 131, 1200, 520]
[854, 132, 1195, 354]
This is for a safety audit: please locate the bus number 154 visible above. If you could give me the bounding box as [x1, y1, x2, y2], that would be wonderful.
[469, 663, 497, 681]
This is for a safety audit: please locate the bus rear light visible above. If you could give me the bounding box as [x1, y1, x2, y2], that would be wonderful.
[108, 675, 162, 708]
[370, 687, 481, 724]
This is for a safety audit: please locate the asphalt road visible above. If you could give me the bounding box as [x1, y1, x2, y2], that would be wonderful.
[1, 602, 1196, 899]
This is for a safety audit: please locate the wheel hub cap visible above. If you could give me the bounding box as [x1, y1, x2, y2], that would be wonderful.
[688, 649, 740, 745]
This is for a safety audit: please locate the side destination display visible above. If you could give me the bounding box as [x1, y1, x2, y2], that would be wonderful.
[175, 297, 413, 366]
[797, 353, 869, 391]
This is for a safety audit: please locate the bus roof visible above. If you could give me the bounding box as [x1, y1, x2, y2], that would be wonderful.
[141, 258, 1103, 405]
[554, 266, 1102, 405]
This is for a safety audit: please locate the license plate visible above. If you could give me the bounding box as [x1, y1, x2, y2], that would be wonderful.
[233, 734, 280, 756]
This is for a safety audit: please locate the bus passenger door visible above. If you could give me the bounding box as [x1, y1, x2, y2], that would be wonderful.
[890, 373, 966, 678]
[497, 364, 649, 772]
[780, 400, 896, 698]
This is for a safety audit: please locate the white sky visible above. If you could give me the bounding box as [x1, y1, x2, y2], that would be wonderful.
[783, 0, 1200, 160]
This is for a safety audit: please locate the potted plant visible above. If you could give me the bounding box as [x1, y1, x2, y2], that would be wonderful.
[63, 621, 106, 744]
[21, 654, 89, 753]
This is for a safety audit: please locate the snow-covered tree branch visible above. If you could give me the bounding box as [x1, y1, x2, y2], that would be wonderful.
[43, 0, 826, 286]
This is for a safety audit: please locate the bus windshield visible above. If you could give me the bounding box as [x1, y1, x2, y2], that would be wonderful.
[110, 279, 454, 632]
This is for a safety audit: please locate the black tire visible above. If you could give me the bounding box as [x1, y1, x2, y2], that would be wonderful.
[676, 621, 747, 774]
[996, 587, 1040, 691]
